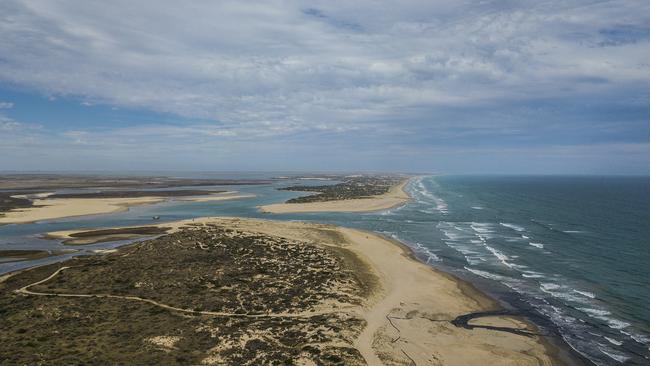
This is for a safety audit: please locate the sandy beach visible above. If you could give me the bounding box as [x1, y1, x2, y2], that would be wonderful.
[42, 216, 567, 365]
[259, 179, 411, 214]
[175, 193, 256, 203]
[0, 192, 254, 225]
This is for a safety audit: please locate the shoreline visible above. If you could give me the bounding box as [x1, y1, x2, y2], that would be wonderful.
[374, 231, 591, 366]
[29, 216, 581, 365]
[259, 178, 412, 214]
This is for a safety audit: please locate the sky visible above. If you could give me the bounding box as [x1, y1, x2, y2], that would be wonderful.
[0, 0, 649, 174]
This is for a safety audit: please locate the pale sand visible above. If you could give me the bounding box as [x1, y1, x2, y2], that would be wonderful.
[0, 197, 166, 225]
[0, 193, 254, 225]
[259, 179, 411, 214]
[45, 216, 563, 365]
[174, 193, 255, 202]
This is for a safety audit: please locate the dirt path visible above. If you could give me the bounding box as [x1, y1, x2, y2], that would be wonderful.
[16, 266, 358, 319]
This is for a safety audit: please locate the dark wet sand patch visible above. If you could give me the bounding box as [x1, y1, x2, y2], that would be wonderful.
[48, 226, 172, 245]
[0, 250, 58, 262]
[0, 193, 33, 218]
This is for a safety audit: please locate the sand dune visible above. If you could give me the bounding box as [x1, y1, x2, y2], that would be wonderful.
[44, 216, 566, 365]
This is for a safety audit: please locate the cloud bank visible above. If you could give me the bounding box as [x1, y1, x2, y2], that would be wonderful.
[0, 0, 649, 172]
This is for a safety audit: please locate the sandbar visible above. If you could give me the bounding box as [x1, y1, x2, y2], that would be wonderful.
[0, 196, 166, 225]
[0, 192, 254, 225]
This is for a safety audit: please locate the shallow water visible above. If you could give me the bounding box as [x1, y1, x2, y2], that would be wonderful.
[1, 174, 648, 365]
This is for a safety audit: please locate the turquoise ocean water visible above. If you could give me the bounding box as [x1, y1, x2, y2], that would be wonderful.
[1, 174, 648, 365]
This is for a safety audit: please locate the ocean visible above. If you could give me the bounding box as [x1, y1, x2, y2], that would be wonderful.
[1, 174, 648, 365]
[384, 176, 650, 365]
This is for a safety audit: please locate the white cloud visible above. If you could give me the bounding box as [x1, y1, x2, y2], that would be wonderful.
[0, 0, 647, 133]
[0, 120, 21, 131]
[0, 1, 648, 173]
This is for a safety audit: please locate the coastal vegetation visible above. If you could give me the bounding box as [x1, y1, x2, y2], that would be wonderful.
[0, 223, 371, 365]
[280, 176, 405, 204]
[0, 174, 272, 191]
[0, 193, 32, 218]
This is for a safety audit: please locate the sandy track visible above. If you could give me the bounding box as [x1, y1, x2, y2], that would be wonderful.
[16, 266, 357, 319]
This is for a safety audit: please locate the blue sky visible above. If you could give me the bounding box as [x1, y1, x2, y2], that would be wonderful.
[1, 0, 649, 174]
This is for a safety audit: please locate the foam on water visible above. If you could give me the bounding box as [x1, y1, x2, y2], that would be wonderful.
[578, 307, 632, 331]
[500, 222, 526, 232]
[622, 330, 650, 345]
[470, 222, 493, 234]
[604, 336, 623, 346]
[420, 176, 649, 364]
[574, 290, 596, 299]
[412, 177, 448, 214]
[522, 270, 545, 279]
[598, 346, 630, 363]
[413, 241, 441, 263]
[464, 267, 510, 282]
[540, 283, 595, 304]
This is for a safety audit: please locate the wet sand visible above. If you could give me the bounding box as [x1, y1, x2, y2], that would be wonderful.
[43, 216, 569, 365]
[45, 226, 172, 245]
[259, 179, 411, 214]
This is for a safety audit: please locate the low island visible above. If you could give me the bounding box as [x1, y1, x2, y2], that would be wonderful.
[259, 175, 411, 214]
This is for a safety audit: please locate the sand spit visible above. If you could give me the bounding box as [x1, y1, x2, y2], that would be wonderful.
[39, 217, 566, 365]
[259, 180, 411, 214]
[0, 196, 165, 225]
[0, 192, 253, 225]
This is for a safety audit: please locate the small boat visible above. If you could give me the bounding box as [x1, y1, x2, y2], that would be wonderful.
[152, 216, 160, 220]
